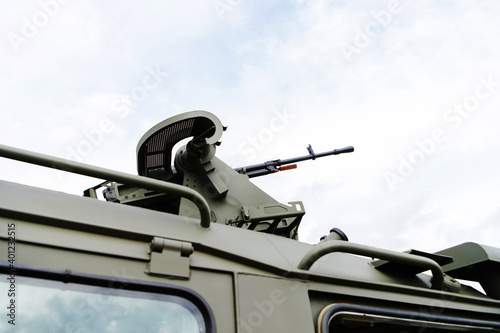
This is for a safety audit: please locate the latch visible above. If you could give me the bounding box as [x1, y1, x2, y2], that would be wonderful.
[146, 237, 193, 279]
[241, 205, 251, 221]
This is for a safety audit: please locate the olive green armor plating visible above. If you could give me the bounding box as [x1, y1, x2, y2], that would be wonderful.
[0, 111, 499, 332]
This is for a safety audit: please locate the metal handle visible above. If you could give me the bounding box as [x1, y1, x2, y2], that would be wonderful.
[297, 240, 444, 290]
[0, 144, 212, 228]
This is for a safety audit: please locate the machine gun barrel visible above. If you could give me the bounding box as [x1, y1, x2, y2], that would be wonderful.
[235, 144, 354, 178]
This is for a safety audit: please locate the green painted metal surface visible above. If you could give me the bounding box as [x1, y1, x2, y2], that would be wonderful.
[1, 111, 499, 332]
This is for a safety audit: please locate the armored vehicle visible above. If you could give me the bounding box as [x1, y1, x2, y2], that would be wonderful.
[1, 111, 499, 332]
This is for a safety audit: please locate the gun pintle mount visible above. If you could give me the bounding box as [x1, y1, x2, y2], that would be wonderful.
[93, 111, 353, 239]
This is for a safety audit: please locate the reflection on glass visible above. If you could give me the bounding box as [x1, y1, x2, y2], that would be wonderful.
[326, 311, 496, 332]
[0, 275, 205, 333]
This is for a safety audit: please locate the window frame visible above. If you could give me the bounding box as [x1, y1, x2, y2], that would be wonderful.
[318, 303, 500, 333]
[0, 261, 216, 333]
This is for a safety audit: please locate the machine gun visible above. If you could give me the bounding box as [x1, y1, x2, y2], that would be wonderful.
[234, 144, 354, 178]
[87, 111, 354, 239]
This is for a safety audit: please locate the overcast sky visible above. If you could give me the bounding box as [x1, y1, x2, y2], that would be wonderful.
[1, 1, 499, 254]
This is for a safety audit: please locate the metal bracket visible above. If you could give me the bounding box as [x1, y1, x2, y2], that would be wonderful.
[146, 237, 193, 279]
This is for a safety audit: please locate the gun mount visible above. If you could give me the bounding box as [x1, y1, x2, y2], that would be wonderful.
[97, 111, 353, 239]
[1, 110, 500, 333]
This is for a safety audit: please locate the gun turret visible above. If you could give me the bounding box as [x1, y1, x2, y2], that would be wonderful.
[234, 145, 354, 178]
[93, 111, 353, 239]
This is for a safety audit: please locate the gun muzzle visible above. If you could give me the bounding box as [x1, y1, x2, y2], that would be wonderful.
[333, 146, 354, 154]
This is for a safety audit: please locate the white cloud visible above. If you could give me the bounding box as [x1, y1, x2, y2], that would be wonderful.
[1, 0, 499, 255]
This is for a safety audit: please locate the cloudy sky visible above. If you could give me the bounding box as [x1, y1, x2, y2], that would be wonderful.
[1, 1, 499, 254]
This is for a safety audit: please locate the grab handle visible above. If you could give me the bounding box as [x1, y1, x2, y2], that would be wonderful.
[0, 144, 212, 228]
[297, 240, 444, 290]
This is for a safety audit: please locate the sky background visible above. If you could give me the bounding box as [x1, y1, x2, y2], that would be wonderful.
[1, 0, 499, 255]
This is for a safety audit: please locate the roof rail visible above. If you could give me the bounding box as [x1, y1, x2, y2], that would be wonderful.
[0, 144, 212, 228]
[298, 240, 444, 290]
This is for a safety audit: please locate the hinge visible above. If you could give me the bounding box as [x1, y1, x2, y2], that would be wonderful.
[146, 237, 193, 279]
